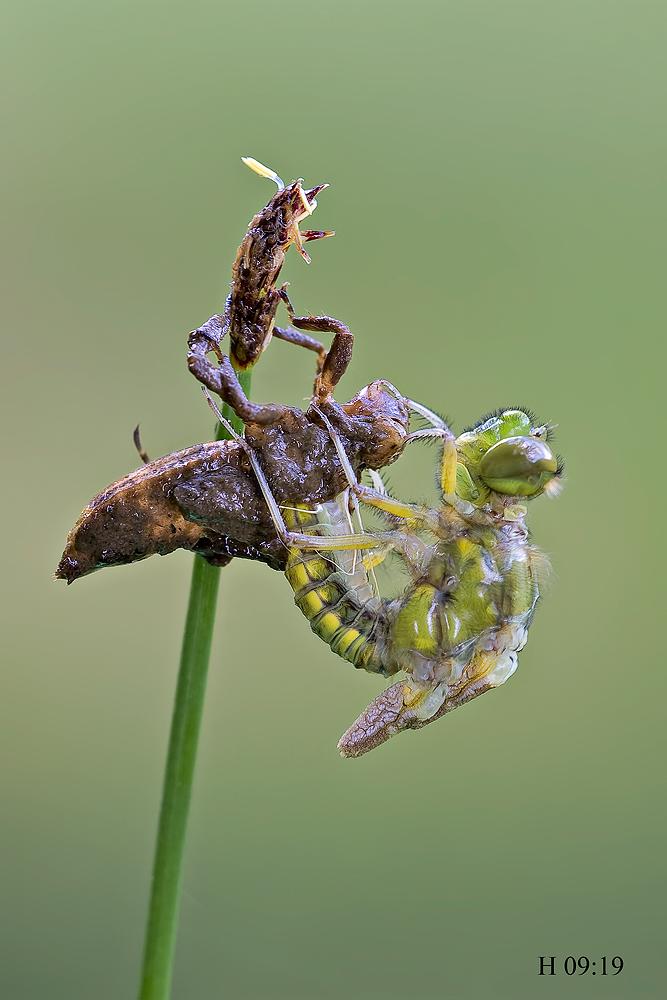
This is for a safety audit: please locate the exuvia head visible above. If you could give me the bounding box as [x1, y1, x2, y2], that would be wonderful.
[342, 382, 410, 469]
[455, 408, 563, 504]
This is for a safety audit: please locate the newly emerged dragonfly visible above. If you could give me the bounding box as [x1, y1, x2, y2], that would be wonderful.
[226, 401, 563, 757]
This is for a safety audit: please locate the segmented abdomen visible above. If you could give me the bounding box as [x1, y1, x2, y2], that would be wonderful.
[283, 497, 388, 673]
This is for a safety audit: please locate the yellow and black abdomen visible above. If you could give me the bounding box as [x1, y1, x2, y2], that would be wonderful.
[283, 498, 389, 674]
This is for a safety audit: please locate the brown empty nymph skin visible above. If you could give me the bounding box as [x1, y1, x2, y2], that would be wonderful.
[55, 383, 409, 584]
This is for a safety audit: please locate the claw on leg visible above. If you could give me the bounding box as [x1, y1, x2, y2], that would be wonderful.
[291, 223, 311, 263]
[290, 225, 335, 262]
[301, 229, 335, 243]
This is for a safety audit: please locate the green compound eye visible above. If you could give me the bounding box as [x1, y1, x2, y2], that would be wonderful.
[479, 436, 558, 497]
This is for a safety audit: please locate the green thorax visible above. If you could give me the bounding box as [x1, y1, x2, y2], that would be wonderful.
[387, 521, 539, 678]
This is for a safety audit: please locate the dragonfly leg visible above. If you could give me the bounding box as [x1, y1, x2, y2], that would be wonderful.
[439, 433, 458, 496]
[404, 428, 498, 530]
[379, 397, 471, 511]
[188, 307, 292, 425]
[187, 313, 226, 365]
[273, 325, 328, 378]
[400, 426, 459, 496]
[313, 405, 441, 531]
[404, 397, 449, 430]
[240, 441, 405, 566]
[315, 400, 489, 539]
[300, 228, 335, 244]
[188, 352, 289, 426]
[198, 391, 398, 565]
[402, 427, 492, 525]
[371, 383, 452, 434]
[366, 469, 387, 494]
[334, 388, 460, 509]
[277, 286, 353, 398]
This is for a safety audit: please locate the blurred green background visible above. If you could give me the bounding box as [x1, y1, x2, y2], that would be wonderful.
[2, 1, 664, 997]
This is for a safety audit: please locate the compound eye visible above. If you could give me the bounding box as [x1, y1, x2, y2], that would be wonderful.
[479, 436, 558, 497]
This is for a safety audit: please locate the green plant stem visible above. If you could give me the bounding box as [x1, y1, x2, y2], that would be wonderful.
[139, 371, 251, 1000]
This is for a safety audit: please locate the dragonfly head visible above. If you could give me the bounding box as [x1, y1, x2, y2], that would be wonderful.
[455, 408, 562, 504]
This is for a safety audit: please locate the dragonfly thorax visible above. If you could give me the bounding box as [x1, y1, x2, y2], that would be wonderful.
[385, 519, 540, 686]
